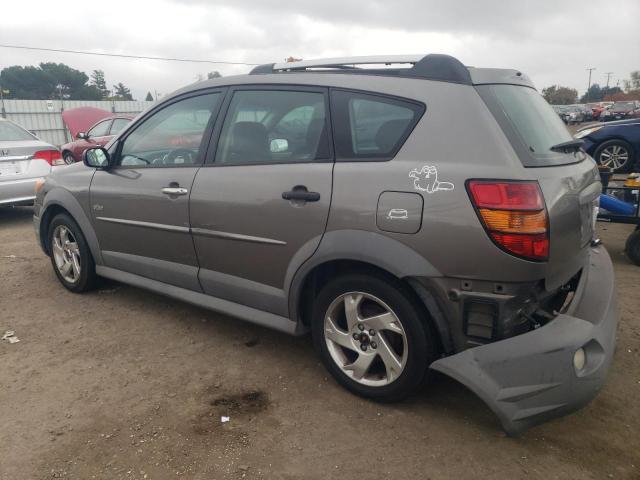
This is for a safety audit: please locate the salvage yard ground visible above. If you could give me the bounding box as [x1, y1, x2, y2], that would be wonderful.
[1, 206, 639, 479]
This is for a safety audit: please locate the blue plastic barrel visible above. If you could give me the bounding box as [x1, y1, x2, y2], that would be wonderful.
[599, 194, 636, 215]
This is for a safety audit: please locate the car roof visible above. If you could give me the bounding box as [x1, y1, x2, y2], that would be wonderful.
[167, 54, 535, 101]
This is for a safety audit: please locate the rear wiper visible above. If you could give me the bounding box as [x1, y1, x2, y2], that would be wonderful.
[550, 139, 584, 153]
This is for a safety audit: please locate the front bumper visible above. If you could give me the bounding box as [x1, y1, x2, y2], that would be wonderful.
[430, 245, 618, 436]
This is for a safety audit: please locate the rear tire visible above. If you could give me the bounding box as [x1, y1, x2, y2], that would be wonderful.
[594, 139, 635, 173]
[625, 229, 640, 266]
[311, 273, 439, 402]
[48, 213, 97, 292]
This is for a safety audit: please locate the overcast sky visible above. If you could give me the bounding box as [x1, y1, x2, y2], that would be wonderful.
[2, 0, 638, 100]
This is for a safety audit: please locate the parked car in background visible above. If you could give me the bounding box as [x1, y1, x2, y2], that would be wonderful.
[34, 53, 617, 436]
[0, 118, 64, 207]
[580, 104, 594, 122]
[60, 112, 133, 164]
[600, 101, 640, 122]
[564, 104, 586, 124]
[552, 105, 570, 123]
[576, 118, 640, 172]
[588, 103, 605, 120]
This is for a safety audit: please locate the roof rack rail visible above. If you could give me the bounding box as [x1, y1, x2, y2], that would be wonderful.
[249, 54, 472, 85]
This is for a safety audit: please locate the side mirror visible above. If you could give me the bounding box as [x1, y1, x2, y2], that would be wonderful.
[270, 138, 289, 153]
[83, 147, 110, 169]
[77, 132, 88, 140]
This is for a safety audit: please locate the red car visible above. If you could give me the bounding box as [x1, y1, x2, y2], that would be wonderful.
[60, 108, 133, 164]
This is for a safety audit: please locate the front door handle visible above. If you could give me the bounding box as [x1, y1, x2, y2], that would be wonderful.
[282, 186, 320, 202]
[162, 187, 188, 196]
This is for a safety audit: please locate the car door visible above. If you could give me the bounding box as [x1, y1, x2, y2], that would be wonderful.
[90, 91, 224, 290]
[189, 86, 333, 315]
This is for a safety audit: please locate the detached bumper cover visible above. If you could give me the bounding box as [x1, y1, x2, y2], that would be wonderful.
[430, 245, 618, 435]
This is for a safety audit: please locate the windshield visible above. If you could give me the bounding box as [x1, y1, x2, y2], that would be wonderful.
[0, 121, 36, 141]
[477, 85, 579, 167]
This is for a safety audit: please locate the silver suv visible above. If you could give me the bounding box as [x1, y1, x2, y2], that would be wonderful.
[33, 54, 618, 435]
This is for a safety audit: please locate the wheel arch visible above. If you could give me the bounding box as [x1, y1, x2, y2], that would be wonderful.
[40, 189, 103, 264]
[287, 230, 453, 353]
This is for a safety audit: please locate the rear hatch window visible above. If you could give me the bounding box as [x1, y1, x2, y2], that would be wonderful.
[476, 84, 580, 167]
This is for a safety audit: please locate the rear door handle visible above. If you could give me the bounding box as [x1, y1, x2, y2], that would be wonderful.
[282, 186, 320, 202]
[162, 187, 188, 196]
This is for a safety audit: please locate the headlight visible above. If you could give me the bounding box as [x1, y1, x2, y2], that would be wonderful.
[575, 126, 602, 139]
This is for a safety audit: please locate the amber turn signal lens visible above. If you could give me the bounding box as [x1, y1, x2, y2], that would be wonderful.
[478, 209, 547, 234]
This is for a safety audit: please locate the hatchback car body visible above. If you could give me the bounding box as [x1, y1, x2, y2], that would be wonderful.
[0, 118, 65, 207]
[60, 113, 133, 164]
[576, 118, 640, 172]
[34, 54, 618, 435]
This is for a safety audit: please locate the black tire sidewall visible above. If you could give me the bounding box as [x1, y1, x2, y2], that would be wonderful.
[63, 153, 75, 165]
[625, 230, 640, 266]
[48, 213, 96, 292]
[312, 273, 438, 402]
[594, 139, 635, 173]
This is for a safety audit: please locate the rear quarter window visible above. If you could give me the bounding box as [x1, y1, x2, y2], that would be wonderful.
[476, 84, 581, 167]
[331, 90, 424, 161]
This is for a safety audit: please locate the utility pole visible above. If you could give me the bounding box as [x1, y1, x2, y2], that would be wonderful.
[604, 72, 614, 89]
[586, 67, 596, 103]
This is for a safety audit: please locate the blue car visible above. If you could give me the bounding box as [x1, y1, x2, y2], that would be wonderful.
[576, 118, 640, 172]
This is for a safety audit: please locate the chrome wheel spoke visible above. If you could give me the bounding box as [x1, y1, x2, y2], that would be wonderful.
[344, 352, 375, 380]
[325, 317, 357, 352]
[364, 311, 402, 334]
[60, 260, 73, 276]
[343, 293, 363, 330]
[71, 255, 81, 278]
[376, 333, 404, 382]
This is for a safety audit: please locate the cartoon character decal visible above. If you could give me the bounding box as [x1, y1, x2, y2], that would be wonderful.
[409, 166, 454, 194]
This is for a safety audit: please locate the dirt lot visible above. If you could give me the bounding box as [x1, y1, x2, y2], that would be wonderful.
[1, 206, 639, 480]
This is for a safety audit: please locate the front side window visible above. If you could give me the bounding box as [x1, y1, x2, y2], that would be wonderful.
[117, 93, 220, 167]
[88, 120, 111, 138]
[110, 118, 130, 135]
[331, 90, 424, 160]
[215, 90, 328, 165]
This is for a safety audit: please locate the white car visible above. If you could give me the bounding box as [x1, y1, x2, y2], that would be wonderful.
[0, 118, 65, 207]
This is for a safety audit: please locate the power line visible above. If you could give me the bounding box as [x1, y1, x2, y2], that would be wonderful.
[0, 43, 260, 66]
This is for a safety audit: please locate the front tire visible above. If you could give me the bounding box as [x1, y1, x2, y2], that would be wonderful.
[594, 139, 635, 173]
[312, 273, 439, 402]
[63, 152, 76, 165]
[48, 213, 97, 292]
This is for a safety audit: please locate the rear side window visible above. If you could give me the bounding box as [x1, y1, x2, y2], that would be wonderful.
[331, 90, 424, 161]
[215, 90, 328, 165]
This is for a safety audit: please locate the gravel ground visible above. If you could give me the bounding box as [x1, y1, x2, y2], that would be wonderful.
[1, 206, 639, 480]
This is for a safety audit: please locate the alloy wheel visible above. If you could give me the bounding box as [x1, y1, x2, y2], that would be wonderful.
[52, 225, 81, 283]
[323, 292, 408, 387]
[599, 144, 629, 171]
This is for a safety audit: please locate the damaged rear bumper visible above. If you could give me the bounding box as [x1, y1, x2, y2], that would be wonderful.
[430, 245, 618, 436]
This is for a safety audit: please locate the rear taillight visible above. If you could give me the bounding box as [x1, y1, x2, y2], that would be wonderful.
[467, 180, 549, 261]
[33, 149, 65, 166]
